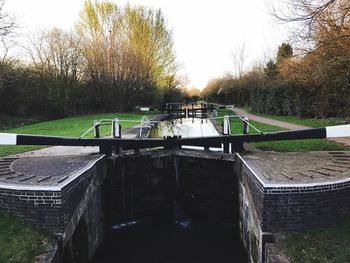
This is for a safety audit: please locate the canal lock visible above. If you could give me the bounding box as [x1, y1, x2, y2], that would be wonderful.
[92, 150, 249, 263]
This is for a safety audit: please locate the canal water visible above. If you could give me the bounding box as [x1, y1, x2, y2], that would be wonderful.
[93, 221, 248, 263]
[92, 111, 248, 263]
[149, 118, 219, 138]
[149, 117, 223, 151]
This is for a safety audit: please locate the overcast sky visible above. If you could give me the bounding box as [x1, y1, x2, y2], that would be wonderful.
[6, 0, 289, 89]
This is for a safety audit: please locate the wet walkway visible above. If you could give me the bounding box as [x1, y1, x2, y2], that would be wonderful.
[233, 107, 350, 147]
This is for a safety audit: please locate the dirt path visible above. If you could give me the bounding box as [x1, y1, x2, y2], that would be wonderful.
[233, 108, 309, 130]
[233, 107, 350, 147]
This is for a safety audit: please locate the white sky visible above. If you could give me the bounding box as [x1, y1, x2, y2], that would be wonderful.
[5, 0, 289, 89]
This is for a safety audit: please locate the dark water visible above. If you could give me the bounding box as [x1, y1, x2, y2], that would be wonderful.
[91, 107, 248, 263]
[92, 221, 248, 263]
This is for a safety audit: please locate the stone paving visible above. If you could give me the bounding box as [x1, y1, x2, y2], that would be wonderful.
[0, 114, 169, 188]
[242, 149, 350, 184]
[0, 154, 103, 186]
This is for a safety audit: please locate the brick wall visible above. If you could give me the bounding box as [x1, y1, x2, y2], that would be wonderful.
[262, 183, 350, 232]
[0, 157, 105, 235]
[236, 154, 350, 232]
[0, 188, 62, 233]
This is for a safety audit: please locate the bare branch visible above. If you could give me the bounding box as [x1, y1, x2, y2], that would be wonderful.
[0, 0, 15, 38]
[271, 0, 350, 50]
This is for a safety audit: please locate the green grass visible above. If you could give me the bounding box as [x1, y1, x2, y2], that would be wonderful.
[0, 211, 51, 263]
[243, 107, 348, 128]
[283, 217, 350, 263]
[253, 139, 346, 152]
[215, 109, 348, 152]
[0, 112, 156, 157]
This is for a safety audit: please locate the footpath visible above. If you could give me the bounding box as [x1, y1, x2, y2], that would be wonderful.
[233, 107, 350, 147]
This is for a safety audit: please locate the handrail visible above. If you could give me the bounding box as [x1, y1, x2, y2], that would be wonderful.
[208, 115, 262, 134]
[79, 113, 262, 139]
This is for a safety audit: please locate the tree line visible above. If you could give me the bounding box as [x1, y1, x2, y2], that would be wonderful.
[202, 0, 350, 118]
[0, 0, 186, 124]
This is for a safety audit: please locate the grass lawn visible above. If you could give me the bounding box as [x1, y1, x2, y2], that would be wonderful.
[0, 112, 156, 157]
[215, 109, 348, 152]
[0, 211, 51, 263]
[283, 217, 350, 263]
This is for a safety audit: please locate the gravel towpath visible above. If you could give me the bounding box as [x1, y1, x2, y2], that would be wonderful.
[233, 107, 350, 147]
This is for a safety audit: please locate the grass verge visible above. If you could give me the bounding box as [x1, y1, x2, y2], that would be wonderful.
[0, 211, 51, 263]
[215, 109, 348, 152]
[0, 112, 156, 157]
[283, 217, 350, 263]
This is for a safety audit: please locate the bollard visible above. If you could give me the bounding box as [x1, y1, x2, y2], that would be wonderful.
[243, 117, 249, 134]
[112, 118, 121, 138]
[223, 115, 231, 135]
[94, 120, 100, 138]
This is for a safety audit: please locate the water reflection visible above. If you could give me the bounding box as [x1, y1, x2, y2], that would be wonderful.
[150, 118, 219, 138]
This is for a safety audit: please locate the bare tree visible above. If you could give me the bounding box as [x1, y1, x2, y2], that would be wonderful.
[231, 43, 247, 79]
[25, 28, 85, 114]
